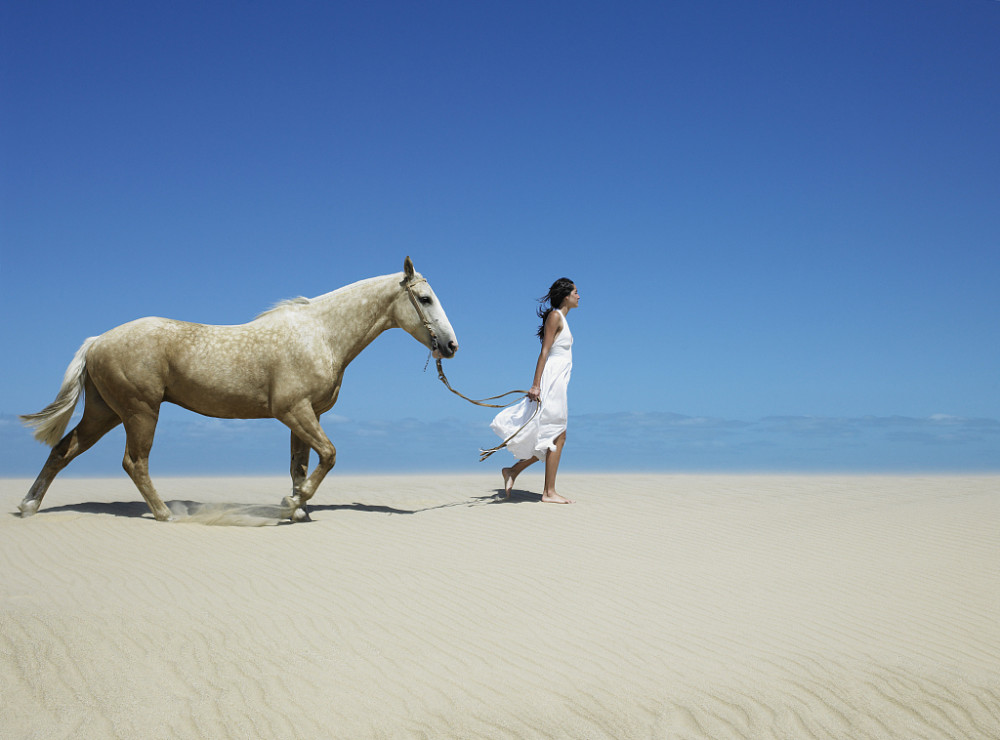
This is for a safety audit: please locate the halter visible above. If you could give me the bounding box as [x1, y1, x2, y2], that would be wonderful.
[401, 275, 540, 461]
[400, 276, 440, 355]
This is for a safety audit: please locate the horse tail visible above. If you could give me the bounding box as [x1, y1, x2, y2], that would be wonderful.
[21, 336, 100, 447]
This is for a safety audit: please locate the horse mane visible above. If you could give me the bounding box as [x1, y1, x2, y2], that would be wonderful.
[254, 273, 405, 320]
[255, 296, 311, 319]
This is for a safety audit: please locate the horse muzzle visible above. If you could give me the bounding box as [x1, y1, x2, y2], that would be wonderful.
[433, 339, 459, 359]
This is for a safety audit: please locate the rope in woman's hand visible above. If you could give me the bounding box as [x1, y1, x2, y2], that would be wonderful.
[433, 358, 540, 461]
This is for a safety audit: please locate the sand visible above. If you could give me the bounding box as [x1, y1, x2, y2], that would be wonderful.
[1, 473, 998, 739]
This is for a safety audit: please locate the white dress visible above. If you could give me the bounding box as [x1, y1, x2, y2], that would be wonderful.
[491, 310, 573, 461]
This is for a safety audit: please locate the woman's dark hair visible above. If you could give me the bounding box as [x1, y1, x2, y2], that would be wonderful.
[536, 278, 575, 341]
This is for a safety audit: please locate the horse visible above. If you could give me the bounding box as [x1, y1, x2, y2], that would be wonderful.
[19, 257, 458, 522]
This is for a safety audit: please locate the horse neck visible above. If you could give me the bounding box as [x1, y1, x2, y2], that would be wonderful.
[307, 274, 402, 364]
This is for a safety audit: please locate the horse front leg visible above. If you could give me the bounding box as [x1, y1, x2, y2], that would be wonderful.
[290, 431, 310, 496]
[279, 404, 337, 522]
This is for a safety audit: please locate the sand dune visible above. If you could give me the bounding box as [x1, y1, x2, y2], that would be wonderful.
[2, 473, 998, 739]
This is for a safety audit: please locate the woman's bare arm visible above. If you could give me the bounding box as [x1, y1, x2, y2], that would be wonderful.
[527, 311, 563, 401]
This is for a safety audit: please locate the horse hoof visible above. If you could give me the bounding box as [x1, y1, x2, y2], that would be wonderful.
[291, 507, 311, 523]
[18, 500, 39, 518]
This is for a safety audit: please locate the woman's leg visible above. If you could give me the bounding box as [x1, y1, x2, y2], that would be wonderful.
[502, 457, 537, 497]
[542, 432, 573, 504]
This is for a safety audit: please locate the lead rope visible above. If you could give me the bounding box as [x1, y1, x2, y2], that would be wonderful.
[432, 357, 540, 461]
[403, 276, 538, 461]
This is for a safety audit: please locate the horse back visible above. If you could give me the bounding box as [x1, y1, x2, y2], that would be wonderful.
[87, 316, 311, 419]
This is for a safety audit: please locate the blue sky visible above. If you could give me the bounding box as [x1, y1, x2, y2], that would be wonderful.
[2, 0, 998, 476]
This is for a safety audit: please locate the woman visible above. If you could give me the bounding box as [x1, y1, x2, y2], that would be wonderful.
[490, 278, 580, 504]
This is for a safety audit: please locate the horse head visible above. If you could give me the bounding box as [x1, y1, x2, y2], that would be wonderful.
[396, 256, 459, 359]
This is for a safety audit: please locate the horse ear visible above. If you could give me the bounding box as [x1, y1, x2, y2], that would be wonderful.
[404, 256, 415, 279]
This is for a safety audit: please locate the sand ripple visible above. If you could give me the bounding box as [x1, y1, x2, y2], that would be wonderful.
[2, 474, 998, 738]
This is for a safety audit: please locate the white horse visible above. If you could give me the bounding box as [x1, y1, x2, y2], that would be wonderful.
[19, 257, 458, 522]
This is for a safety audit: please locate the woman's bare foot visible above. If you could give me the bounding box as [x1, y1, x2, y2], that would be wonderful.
[541, 491, 574, 504]
[501, 468, 516, 498]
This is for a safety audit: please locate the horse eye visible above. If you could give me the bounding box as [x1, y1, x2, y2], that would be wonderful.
[419, 296, 433, 305]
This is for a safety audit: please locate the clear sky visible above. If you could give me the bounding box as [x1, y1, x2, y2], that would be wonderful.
[2, 0, 998, 476]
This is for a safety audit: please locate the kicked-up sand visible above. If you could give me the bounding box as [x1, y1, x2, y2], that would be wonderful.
[1, 473, 998, 739]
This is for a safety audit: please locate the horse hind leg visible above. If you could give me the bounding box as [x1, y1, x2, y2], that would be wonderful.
[120, 406, 173, 522]
[20, 381, 122, 517]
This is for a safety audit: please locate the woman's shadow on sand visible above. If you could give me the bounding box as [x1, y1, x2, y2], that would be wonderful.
[485, 489, 546, 504]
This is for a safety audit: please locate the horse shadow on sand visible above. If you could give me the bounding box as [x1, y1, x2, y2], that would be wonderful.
[13, 500, 297, 525]
[17, 490, 528, 525]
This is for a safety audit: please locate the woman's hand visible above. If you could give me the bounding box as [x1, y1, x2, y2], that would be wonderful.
[527, 385, 541, 402]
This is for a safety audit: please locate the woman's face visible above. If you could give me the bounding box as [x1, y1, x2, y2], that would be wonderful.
[564, 285, 580, 309]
